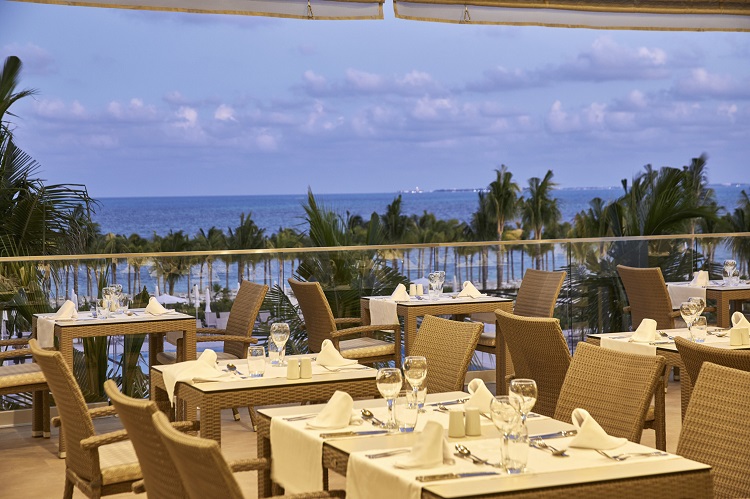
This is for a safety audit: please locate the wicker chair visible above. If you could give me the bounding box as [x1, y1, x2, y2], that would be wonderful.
[151, 411, 345, 499]
[157, 281, 268, 364]
[409, 315, 483, 393]
[28, 339, 141, 499]
[474, 269, 566, 388]
[554, 342, 666, 444]
[495, 310, 570, 417]
[288, 279, 401, 368]
[104, 379, 269, 498]
[674, 336, 750, 420]
[677, 362, 750, 498]
[616, 265, 682, 330]
[0, 336, 49, 439]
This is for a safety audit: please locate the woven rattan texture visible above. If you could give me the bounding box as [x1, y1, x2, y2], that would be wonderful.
[30, 339, 141, 498]
[409, 315, 483, 393]
[677, 362, 750, 498]
[104, 380, 186, 499]
[152, 411, 345, 499]
[553, 342, 665, 443]
[0, 340, 50, 437]
[675, 336, 750, 419]
[289, 278, 401, 367]
[496, 310, 570, 417]
[617, 265, 677, 330]
[512, 269, 567, 319]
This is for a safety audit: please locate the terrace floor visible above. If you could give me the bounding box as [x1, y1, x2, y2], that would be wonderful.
[0, 377, 683, 498]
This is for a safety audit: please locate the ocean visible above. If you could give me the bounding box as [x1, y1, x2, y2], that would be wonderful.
[93, 185, 749, 238]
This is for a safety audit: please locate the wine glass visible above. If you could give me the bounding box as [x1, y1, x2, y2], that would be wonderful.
[490, 395, 522, 471]
[509, 378, 537, 424]
[723, 260, 737, 285]
[270, 322, 290, 366]
[436, 271, 446, 295]
[403, 356, 427, 408]
[688, 296, 705, 318]
[679, 301, 699, 336]
[376, 367, 403, 432]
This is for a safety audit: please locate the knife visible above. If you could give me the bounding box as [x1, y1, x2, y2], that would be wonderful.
[529, 430, 577, 440]
[416, 472, 500, 482]
[426, 398, 468, 407]
[318, 430, 388, 439]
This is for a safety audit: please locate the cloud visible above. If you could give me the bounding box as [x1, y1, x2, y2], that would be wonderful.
[0, 43, 56, 76]
[301, 68, 443, 97]
[412, 97, 456, 120]
[546, 36, 670, 81]
[214, 104, 237, 122]
[673, 68, 750, 99]
[546, 101, 582, 133]
[175, 106, 198, 128]
[465, 66, 539, 92]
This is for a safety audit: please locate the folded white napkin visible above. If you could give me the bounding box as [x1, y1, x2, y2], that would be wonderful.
[629, 318, 658, 343]
[316, 339, 357, 367]
[601, 337, 656, 356]
[145, 296, 170, 315]
[691, 270, 709, 287]
[394, 421, 454, 469]
[369, 299, 399, 325]
[568, 408, 626, 450]
[36, 300, 80, 348]
[159, 349, 228, 405]
[466, 378, 494, 413]
[305, 390, 363, 429]
[391, 284, 411, 302]
[457, 281, 485, 298]
[732, 311, 750, 328]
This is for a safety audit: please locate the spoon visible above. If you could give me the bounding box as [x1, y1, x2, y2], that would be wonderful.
[530, 439, 568, 457]
[454, 444, 496, 466]
[361, 409, 385, 427]
[658, 331, 675, 340]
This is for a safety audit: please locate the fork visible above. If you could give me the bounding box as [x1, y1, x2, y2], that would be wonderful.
[596, 450, 668, 461]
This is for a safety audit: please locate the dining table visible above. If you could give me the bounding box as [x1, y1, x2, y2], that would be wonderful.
[588, 327, 750, 422]
[256, 391, 712, 499]
[150, 355, 379, 445]
[667, 280, 750, 328]
[360, 294, 513, 388]
[32, 308, 196, 369]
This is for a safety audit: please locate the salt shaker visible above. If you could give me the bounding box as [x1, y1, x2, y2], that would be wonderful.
[299, 357, 313, 379]
[464, 406, 481, 436]
[286, 359, 300, 380]
[448, 408, 465, 438]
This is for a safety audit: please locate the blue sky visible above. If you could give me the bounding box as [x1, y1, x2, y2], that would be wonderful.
[1, 2, 749, 198]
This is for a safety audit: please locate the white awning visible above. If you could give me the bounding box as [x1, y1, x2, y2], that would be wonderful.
[9, 0, 384, 20]
[393, 0, 750, 31]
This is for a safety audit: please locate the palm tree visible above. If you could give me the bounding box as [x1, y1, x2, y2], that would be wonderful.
[521, 170, 560, 269]
[468, 192, 497, 289]
[195, 226, 225, 290]
[154, 230, 191, 294]
[722, 190, 750, 277]
[228, 213, 266, 285]
[487, 166, 520, 285]
[0, 56, 37, 137]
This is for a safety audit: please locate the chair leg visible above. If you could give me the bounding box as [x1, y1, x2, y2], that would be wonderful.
[248, 406, 258, 431]
[63, 477, 75, 499]
[232, 407, 241, 421]
[43, 390, 51, 438]
[32, 390, 43, 437]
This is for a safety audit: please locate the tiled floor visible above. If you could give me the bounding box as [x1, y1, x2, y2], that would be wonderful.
[0, 378, 682, 498]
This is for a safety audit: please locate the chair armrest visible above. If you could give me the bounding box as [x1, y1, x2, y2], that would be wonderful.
[55, 405, 119, 428]
[0, 338, 31, 347]
[228, 457, 269, 472]
[196, 327, 225, 335]
[132, 480, 146, 494]
[0, 348, 32, 361]
[622, 306, 631, 314]
[196, 335, 258, 344]
[80, 429, 129, 450]
[171, 420, 201, 433]
[330, 323, 400, 339]
[334, 317, 362, 328]
[669, 310, 682, 318]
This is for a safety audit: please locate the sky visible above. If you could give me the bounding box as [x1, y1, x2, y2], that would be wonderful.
[1, 1, 749, 199]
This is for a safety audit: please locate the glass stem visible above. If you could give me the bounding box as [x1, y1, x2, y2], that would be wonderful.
[387, 398, 396, 425]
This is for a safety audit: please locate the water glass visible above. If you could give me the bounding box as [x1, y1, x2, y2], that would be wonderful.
[394, 390, 419, 432]
[270, 323, 290, 366]
[723, 260, 737, 285]
[504, 423, 529, 474]
[267, 341, 280, 365]
[376, 367, 403, 433]
[416, 386, 427, 412]
[428, 272, 440, 300]
[118, 297, 130, 315]
[692, 316, 707, 343]
[96, 299, 110, 319]
[247, 346, 266, 378]
[509, 378, 537, 423]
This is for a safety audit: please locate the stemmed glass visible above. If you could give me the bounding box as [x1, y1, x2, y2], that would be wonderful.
[723, 260, 737, 286]
[688, 296, 705, 318]
[435, 271, 446, 295]
[490, 395, 521, 472]
[270, 322, 290, 366]
[376, 367, 403, 432]
[509, 379, 537, 424]
[679, 301, 699, 338]
[403, 356, 427, 409]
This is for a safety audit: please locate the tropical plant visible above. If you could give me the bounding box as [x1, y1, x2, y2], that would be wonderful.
[520, 170, 560, 269]
[487, 166, 520, 285]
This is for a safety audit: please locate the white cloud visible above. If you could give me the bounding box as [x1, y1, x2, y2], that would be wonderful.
[718, 103, 738, 122]
[215, 104, 237, 122]
[546, 100, 581, 133]
[303, 70, 328, 92]
[674, 68, 748, 99]
[345, 69, 384, 91]
[397, 71, 433, 88]
[412, 97, 454, 120]
[0, 43, 56, 75]
[256, 132, 278, 151]
[176, 106, 198, 128]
